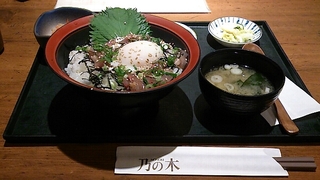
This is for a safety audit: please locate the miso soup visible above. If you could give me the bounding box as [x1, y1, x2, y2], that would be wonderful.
[205, 64, 274, 96]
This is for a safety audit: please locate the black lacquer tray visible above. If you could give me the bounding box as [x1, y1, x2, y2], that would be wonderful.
[3, 21, 320, 143]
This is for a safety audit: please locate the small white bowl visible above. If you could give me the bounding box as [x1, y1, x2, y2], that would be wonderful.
[208, 16, 262, 47]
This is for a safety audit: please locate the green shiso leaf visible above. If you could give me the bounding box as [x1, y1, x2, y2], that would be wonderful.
[89, 7, 151, 45]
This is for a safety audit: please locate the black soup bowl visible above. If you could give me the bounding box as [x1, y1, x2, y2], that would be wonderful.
[45, 14, 200, 107]
[198, 49, 285, 115]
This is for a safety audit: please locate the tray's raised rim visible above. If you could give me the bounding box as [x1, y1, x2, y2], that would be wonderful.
[2, 50, 43, 142]
[3, 21, 320, 144]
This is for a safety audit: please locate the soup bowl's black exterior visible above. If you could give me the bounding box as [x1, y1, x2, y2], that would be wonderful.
[198, 49, 285, 115]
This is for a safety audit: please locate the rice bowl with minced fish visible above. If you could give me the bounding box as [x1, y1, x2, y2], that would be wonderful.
[64, 7, 188, 92]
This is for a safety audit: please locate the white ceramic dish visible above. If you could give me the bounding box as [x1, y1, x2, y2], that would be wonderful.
[208, 16, 262, 47]
[175, 22, 197, 39]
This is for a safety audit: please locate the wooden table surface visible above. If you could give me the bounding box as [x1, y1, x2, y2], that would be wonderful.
[1, 0, 320, 179]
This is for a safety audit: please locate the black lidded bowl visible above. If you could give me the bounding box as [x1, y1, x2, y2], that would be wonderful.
[198, 49, 285, 115]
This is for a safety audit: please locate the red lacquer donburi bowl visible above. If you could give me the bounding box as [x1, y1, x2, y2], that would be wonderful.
[45, 14, 200, 107]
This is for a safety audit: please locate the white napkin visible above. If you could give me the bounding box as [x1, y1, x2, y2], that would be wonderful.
[262, 77, 320, 126]
[115, 146, 288, 176]
[54, 0, 211, 13]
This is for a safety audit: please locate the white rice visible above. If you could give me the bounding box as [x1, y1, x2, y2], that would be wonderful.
[65, 50, 94, 86]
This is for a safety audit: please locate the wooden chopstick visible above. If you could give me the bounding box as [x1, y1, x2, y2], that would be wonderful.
[273, 157, 317, 171]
